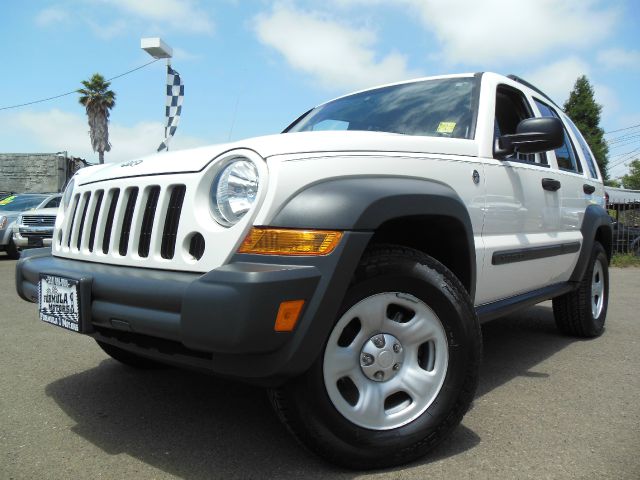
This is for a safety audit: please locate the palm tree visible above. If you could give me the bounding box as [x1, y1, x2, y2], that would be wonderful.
[78, 74, 116, 164]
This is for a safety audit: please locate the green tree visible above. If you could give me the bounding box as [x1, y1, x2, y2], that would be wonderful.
[622, 159, 640, 190]
[604, 178, 621, 188]
[78, 73, 116, 164]
[563, 75, 609, 180]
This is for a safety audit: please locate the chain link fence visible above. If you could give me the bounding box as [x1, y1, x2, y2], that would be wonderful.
[606, 188, 640, 255]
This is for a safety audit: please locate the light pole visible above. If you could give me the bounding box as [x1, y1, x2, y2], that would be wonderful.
[141, 38, 176, 152]
[141, 37, 173, 65]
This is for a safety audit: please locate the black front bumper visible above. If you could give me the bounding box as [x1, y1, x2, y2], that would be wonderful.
[16, 232, 371, 384]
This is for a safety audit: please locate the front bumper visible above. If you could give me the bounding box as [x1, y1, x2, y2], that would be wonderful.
[16, 232, 370, 384]
[13, 228, 54, 249]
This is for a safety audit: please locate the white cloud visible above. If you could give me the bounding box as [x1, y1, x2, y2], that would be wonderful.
[254, 5, 420, 91]
[99, 0, 214, 35]
[334, 0, 619, 66]
[2, 109, 209, 164]
[86, 19, 128, 40]
[173, 47, 202, 62]
[597, 48, 640, 70]
[35, 7, 69, 26]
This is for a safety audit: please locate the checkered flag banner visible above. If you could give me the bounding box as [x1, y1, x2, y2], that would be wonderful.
[157, 66, 184, 152]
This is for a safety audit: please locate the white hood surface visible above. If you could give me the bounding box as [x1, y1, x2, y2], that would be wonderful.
[77, 131, 478, 185]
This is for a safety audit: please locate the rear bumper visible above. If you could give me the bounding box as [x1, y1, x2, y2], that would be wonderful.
[16, 232, 370, 384]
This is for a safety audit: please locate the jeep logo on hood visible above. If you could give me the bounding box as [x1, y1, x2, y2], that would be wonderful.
[120, 159, 143, 167]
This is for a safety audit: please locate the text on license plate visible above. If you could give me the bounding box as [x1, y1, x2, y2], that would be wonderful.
[39, 275, 80, 332]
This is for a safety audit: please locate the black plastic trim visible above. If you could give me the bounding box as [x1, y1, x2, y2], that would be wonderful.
[570, 204, 612, 282]
[88, 190, 103, 252]
[119, 188, 138, 256]
[271, 176, 476, 300]
[76, 193, 90, 250]
[476, 282, 575, 323]
[138, 186, 160, 258]
[492, 242, 580, 265]
[102, 189, 120, 254]
[507, 74, 561, 109]
[161, 185, 185, 259]
[281, 108, 313, 133]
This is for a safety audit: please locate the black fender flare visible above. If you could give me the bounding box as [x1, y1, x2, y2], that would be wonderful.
[570, 204, 613, 282]
[271, 176, 476, 297]
[272, 176, 474, 230]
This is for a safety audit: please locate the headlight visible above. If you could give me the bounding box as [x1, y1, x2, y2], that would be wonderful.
[62, 178, 75, 209]
[0, 216, 6, 230]
[210, 159, 259, 226]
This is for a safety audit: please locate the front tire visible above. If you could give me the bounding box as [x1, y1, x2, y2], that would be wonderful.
[553, 241, 609, 337]
[6, 240, 20, 260]
[269, 245, 481, 469]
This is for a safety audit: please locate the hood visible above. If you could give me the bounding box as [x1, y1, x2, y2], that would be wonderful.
[76, 130, 478, 184]
[20, 207, 59, 217]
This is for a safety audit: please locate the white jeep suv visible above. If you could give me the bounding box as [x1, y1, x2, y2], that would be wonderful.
[16, 72, 612, 469]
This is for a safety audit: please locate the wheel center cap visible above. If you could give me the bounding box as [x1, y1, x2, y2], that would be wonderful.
[360, 333, 405, 382]
[378, 351, 393, 368]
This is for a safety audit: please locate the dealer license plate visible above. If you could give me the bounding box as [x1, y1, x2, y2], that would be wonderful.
[28, 237, 44, 247]
[39, 274, 81, 332]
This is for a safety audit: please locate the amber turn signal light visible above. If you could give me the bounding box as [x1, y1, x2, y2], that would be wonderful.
[274, 300, 305, 332]
[238, 228, 342, 256]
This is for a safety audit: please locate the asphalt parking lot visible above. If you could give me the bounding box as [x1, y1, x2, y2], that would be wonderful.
[1, 253, 639, 479]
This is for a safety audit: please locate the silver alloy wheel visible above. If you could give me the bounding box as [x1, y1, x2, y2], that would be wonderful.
[323, 292, 449, 430]
[591, 259, 605, 318]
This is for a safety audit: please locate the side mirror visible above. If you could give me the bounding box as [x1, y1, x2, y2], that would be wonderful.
[496, 117, 564, 159]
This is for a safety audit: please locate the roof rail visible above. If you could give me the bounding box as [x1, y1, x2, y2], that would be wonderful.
[506, 74, 561, 109]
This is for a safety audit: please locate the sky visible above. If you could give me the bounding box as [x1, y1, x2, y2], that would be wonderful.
[1, 0, 639, 180]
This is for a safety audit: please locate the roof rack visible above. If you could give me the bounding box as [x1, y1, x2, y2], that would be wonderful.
[506, 74, 561, 109]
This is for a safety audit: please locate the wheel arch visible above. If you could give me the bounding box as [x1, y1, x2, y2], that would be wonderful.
[570, 204, 613, 282]
[270, 176, 476, 300]
[368, 215, 474, 298]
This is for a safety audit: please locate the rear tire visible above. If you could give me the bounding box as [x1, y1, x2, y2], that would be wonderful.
[269, 245, 481, 469]
[553, 242, 609, 337]
[96, 340, 168, 369]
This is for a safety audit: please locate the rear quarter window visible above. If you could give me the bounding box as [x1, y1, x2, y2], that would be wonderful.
[562, 114, 599, 178]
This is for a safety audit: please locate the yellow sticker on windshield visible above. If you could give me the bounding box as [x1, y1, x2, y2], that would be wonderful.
[0, 195, 16, 205]
[437, 122, 456, 134]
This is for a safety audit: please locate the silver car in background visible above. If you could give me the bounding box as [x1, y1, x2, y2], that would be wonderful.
[0, 194, 61, 259]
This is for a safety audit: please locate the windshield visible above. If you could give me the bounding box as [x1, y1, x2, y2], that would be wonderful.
[287, 77, 478, 139]
[0, 195, 48, 212]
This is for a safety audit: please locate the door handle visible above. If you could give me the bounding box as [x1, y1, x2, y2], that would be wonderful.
[542, 178, 561, 191]
[583, 184, 596, 194]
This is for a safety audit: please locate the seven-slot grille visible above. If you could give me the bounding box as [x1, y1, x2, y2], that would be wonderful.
[59, 184, 186, 259]
[22, 215, 56, 227]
